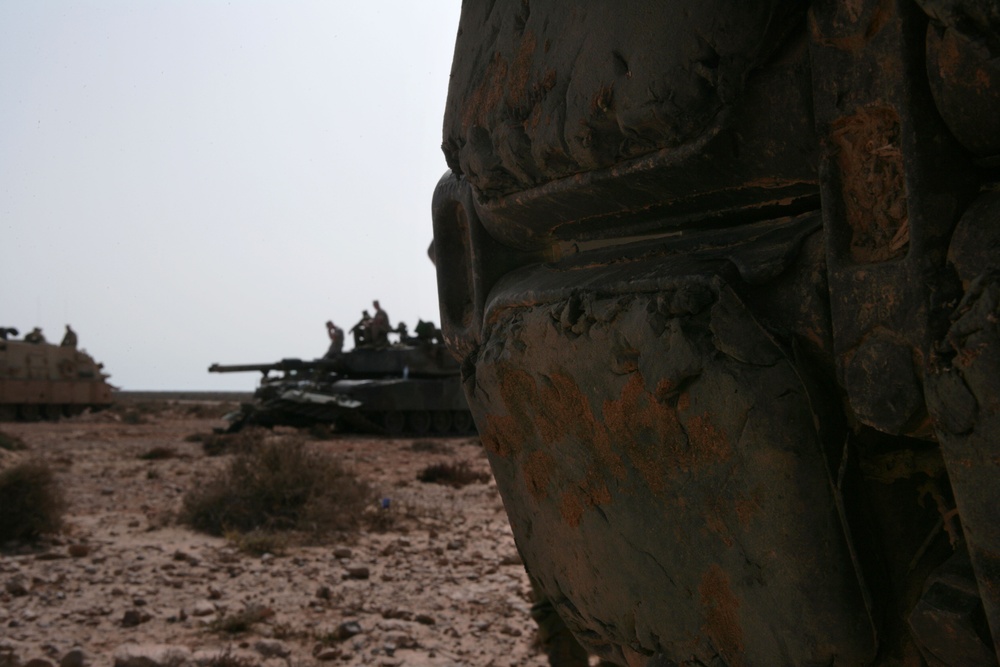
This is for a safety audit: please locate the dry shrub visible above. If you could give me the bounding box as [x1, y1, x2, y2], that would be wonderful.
[121, 410, 148, 425]
[417, 461, 492, 488]
[203, 648, 259, 667]
[365, 501, 399, 533]
[0, 460, 65, 542]
[0, 431, 28, 452]
[365, 496, 446, 533]
[180, 438, 372, 538]
[209, 605, 274, 634]
[138, 446, 176, 460]
[226, 528, 289, 556]
[365, 512, 396, 533]
[200, 428, 266, 457]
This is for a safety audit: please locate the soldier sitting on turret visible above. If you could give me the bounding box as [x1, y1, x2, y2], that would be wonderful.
[61, 324, 78, 348]
[351, 310, 372, 347]
[414, 320, 442, 345]
[394, 322, 419, 345]
[24, 327, 46, 344]
[324, 320, 344, 358]
[0, 327, 18, 341]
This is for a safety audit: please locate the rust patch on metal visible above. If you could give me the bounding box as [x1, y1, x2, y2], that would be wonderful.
[699, 564, 746, 667]
[604, 374, 687, 496]
[683, 411, 735, 471]
[809, 0, 894, 50]
[558, 469, 611, 528]
[653, 377, 677, 400]
[830, 106, 909, 263]
[532, 373, 574, 445]
[462, 31, 538, 131]
[934, 26, 963, 80]
[523, 450, 555, 501]
[483, 366, 542, 459]
[507, 30, 537, 108]
[953, 342, 986, 369]
[537, 372, 626, 481]
[479, 421, 507, 459]
[488, 366, 624, 525]
[703, 490, 761, 546]
[580, 468, 611, 507]
[601, 376, 736, 497]
[733, 490, 763, 527]
[702, 494, 735, 548]
[592, 83, 614, 114]
[526, 69, 557, 131]
[559, 489, 585, 528]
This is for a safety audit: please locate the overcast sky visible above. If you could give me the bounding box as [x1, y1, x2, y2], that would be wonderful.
[1, 1, 462, 391]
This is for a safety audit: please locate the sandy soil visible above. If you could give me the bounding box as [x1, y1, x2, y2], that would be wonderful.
[0, 400, 551, 667]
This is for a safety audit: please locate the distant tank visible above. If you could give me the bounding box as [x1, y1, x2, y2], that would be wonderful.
[0, 327, 114, 421]
[209, 324, 474, 436]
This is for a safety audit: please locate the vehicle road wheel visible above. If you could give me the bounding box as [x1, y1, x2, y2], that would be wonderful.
[408, 411, 432, 435]
[431, 411, 453, 434]
[452, 410, 474, 434]
[382, 411, 405, 435]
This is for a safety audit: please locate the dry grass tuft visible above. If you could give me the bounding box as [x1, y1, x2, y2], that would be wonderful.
[225, 528, 289, 556]
[199, 428, 267, 457]
[180, 438, 372, 538]
[209, 605, 275, 635]
[417, 461, 492, 488]
[121, 410, 148, 425]
[0, 460, 66, 542]
[138, 446, 176, 460]
[203, 648, 259, 667]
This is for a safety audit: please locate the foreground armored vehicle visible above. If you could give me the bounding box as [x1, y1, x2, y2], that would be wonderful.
[209, 333, 474, 435]
[0, 329, 113, 420]
[432, 1, 1000, 665]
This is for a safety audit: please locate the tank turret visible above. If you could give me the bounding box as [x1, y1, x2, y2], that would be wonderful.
[209, 321, 473, 435]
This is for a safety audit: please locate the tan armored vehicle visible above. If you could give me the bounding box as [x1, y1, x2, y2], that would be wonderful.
[0, 328, 113, 420]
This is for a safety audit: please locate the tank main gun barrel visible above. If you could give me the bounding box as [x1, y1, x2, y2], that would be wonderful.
[208, 358, 344, 375]
[209, 362, 285, 374]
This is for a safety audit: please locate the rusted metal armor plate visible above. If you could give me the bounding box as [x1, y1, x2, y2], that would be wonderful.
[469, 273, 875, 666]
[433, 0, 1000, 664]
[442, 1, 818, 251]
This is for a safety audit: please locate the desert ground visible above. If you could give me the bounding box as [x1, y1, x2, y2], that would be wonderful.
[0, 397, 554, 667]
